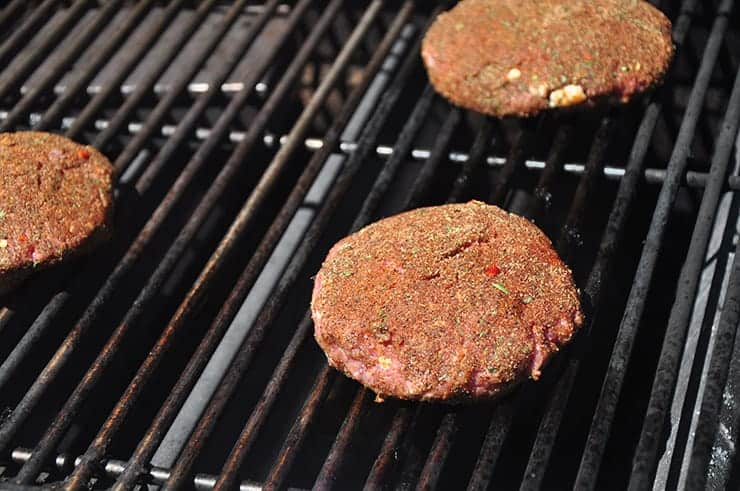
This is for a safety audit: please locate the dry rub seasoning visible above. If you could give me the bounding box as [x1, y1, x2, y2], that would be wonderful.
[311, 201, 583, 403]
[0, 132, 113, 293]
[422, 0, 674, 117]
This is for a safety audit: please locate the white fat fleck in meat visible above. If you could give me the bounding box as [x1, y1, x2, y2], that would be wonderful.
[548, 84, 587, 107]
[506, 68, 522, 81]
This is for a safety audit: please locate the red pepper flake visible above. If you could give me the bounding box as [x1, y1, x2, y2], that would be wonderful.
[78, 149, 90, 159]
[484, 264, 501, 277]
[19, 234, 28, 243]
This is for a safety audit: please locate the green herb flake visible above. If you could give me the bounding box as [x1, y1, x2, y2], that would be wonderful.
[0, 209, 5, 221]
[492, 282, 509, 295]
[478, 330, 488, 339]
[522, 295, 534, 304]
[487, 367, 498, 374]
[340, 270, 353, 278]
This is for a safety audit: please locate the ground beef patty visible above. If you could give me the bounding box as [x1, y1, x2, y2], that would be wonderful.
[0, 132, 113, 294]
[421, 0, 674, 118]
[311, 201, 583, 403]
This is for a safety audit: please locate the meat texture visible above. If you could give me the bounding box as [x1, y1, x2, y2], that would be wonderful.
[311, 201, 583, 403]
[0, 132, 114, 294]
[422, 0, 674, 117]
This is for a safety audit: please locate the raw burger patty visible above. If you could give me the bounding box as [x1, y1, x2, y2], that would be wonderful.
[311, 201, 583, 403]
[0, 132, 114, 294]
[421, 0, 674, 118]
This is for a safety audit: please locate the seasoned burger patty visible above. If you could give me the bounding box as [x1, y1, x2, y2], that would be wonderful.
[0, 132, 113, 294]
[421, 0, 674, 118]
[311, 201, 583, 403]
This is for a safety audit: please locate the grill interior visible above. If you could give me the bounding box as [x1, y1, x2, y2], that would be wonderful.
[0, 1, 739, 489]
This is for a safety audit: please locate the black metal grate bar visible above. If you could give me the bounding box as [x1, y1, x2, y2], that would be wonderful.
[105, 1, 393, 488]
[30, 0, 161, 132]
[108, 0, 266, 173]
[262, 364, 337, 491]
[0, 2, 738, 489]
[466, 404, 515, 489]
[305, 81, 439, 490]
[158, 6, 423, 487]
[0, 0, 129, 132]
[488, 121, 536, 204]
[417, 413, 458, 490]
[407, 108, 463, 209]
[109, 2, 402, 487]
[686, 237, 740, 488]
[12, 3, 297, 488]
[706, 246, 740, 490]
[313, 387, 374, 488]
[576, 0, 734, 486]
[555, 116, 616, 259]
[646, 62, 740, 491]
[0, 0, 28, 34]
[448, 119, 493, 203]
[80, 0, 219, 145]
[517, 4, 701, 484]
[0, 0, 58, 66]
[0, 2, 299, 479]
[113, 5, 412, 487]
[0, 0, 87, 101]
[64, 0, 195, 140]
[419, 111, 617, 491]
[525, 121, 574, 220]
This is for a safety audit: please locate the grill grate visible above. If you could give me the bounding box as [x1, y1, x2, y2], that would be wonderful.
[0, 1, 739, 489]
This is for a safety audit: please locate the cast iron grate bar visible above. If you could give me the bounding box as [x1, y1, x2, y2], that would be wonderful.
[10, 447, 266, 491]
[519, 1, 700, 483]
[67, 0, 220, 141]
[0, 0, 128, 132]
[156, 5, 421, 488]
[520, 104, 695, 482]
[650, 51, 740, 491]
[576, 1, 735, 487]
[110, 1, 401, 488]
[0, 2, 738, 489]
[6, 106, 738, 190]
[0, 3, 289, 482]
[111, 6, 410, 489]
[0, 0, 28, 35]
[0, 0, 268, 420]
[0, 0, 301, 484]
[10, 2, 291, 487]
[31, 0, 164, 133]
[0, 0, 88, 101]
[413, 113, 618, 491]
